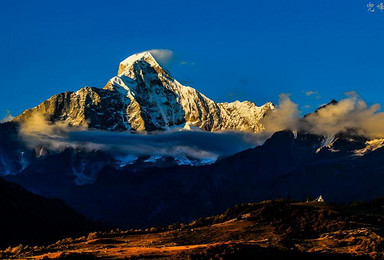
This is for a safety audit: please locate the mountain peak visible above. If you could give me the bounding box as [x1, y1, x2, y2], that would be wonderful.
[118, 51, 161, 75]
[314, 99, 338, 113]
[16, 51, 274, 133]
[303, 99, 339, 119]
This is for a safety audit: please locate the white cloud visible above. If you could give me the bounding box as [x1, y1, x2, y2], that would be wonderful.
[180, 61, 195, 66]
[302, 93, 384, 138]
[305, 90, 318, 96]
[261, 94, 300, 134]
[147, 49, 173, 65]
[259, 91, 384, 139]
[18, 112, 268, 160]
[0, 110, 14, 123]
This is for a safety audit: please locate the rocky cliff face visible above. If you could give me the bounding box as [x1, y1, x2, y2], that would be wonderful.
[15, 52, 274, 132]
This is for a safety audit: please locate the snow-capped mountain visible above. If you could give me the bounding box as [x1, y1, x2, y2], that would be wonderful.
[15, 51, 274, 132]
[7, 51, 384, 229]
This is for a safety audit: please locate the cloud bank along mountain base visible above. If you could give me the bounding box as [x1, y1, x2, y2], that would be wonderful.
[16, 92, 384, 162]
[18, 112, 268, 161]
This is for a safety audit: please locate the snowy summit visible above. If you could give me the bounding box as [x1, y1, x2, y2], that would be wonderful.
[15, 51, 274, 132]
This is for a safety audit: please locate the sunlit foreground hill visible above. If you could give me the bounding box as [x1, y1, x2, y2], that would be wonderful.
[4, 199, 384, 259]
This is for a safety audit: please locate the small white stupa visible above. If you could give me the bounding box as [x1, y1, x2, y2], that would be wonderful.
[314, 195, 325, 202]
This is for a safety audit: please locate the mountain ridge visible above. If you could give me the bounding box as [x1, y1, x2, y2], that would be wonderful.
[15, 51, 274, 132]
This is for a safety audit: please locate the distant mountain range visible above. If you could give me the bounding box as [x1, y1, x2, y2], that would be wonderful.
[2, 122, 384, 228]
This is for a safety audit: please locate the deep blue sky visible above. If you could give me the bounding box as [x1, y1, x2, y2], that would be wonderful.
[1, 0, 384, 119]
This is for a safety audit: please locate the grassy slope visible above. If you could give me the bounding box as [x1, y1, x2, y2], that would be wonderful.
[6, 199, 384, 259]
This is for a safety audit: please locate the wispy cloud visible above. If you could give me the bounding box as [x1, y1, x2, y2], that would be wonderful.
[260, 94, 300, 134]
[0, 110, 14, 123]
[301, 92, 384, 137]
[148, 49, 174, 65]
[18, 112, 267, 160]
[67, 130, 267, 159]
[180, 61, 195, 66]
[261, 91, 384, 138]
[305, 90, 318, 96]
